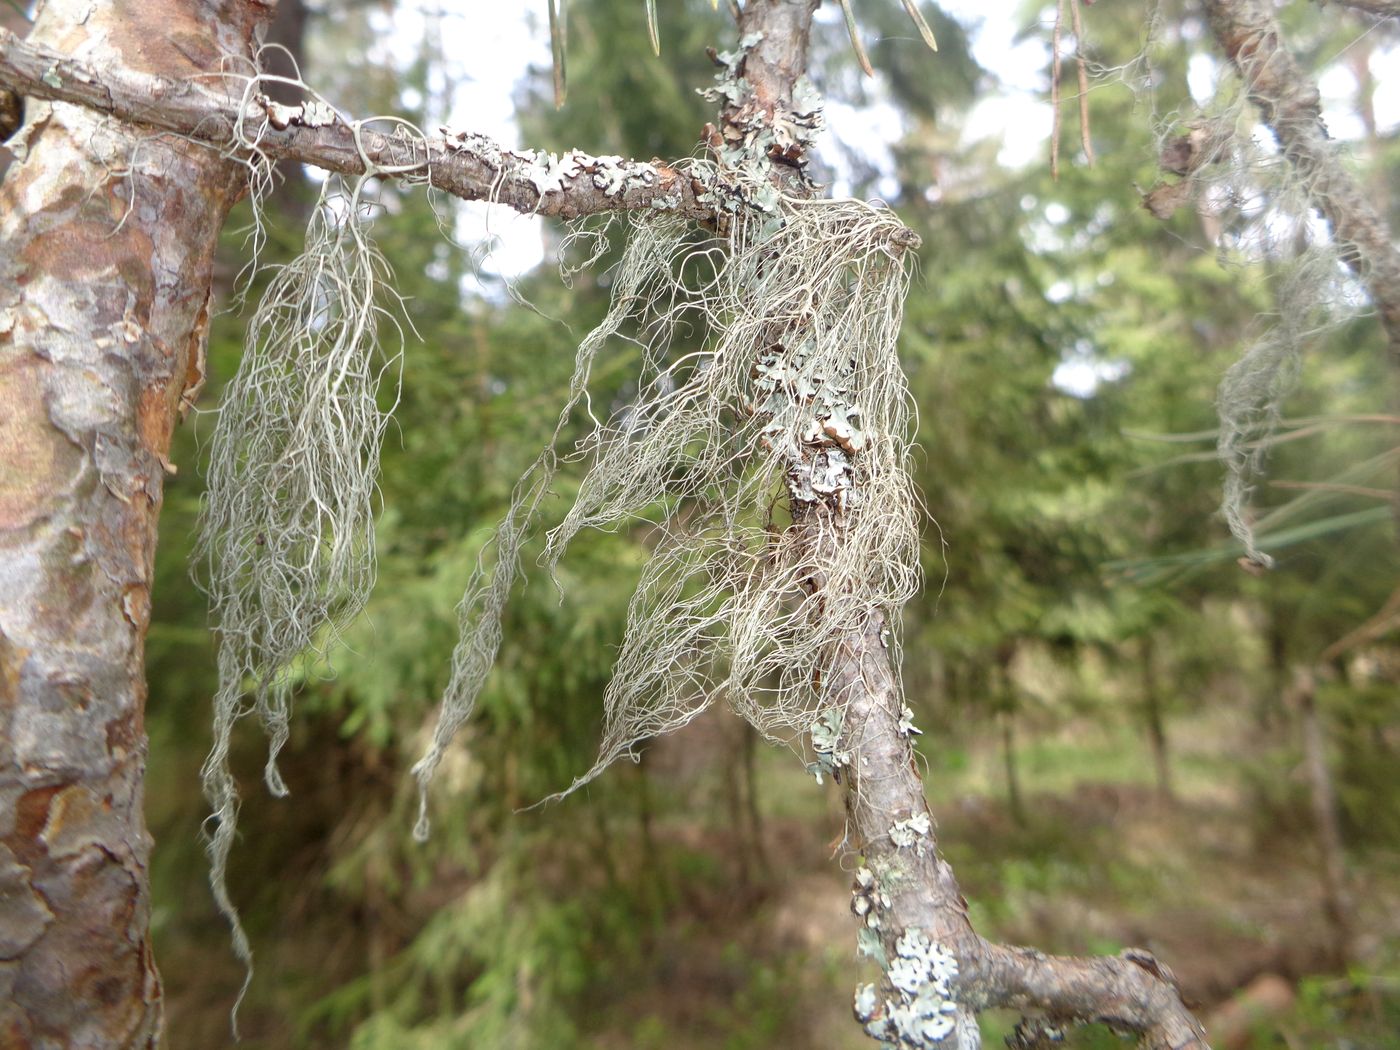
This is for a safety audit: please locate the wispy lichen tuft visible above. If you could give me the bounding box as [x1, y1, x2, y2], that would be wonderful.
[410, 165, 922, 829]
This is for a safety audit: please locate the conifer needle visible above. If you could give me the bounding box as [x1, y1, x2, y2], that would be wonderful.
[838, 0, 874, 77]
[548, 0, 567, 108]
[900, 0, 938, 52]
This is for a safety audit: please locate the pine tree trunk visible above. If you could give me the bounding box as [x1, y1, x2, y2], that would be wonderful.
[0, 1, 267, 1044]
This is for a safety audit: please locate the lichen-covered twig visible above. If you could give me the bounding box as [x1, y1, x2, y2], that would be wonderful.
[1202, 0, 1400, 355]
[730, 2, 1207, 1046]
[834, 611, 1208, 1048]
[0, 27, 708, 221]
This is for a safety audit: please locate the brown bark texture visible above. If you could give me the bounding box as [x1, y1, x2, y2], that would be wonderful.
[1204, 0, 1400, 357]
[0, 4, 28, 165]
[730, 2, 1208, 1046]
[0, 26, 710, 223]
[0, 0, 267, 1045]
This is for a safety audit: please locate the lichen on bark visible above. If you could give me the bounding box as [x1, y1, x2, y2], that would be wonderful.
[0, 0, 268, 1043]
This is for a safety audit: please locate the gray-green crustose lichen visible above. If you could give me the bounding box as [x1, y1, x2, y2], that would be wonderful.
[852, 866, 891, 967]
[750, 338, 867, 511]
[438, 130, 663, 203]
[695, 28, 824, 226]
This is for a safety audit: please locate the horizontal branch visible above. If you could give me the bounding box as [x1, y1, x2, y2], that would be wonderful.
[979, 941, 1207, 1048]
[1319, 0, 1400, 16]
[0, 28, 710, 221]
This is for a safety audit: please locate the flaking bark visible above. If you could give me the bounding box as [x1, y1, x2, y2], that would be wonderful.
[0, 0, 268, 1044]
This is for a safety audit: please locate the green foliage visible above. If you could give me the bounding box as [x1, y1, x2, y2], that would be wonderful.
[1278, 969, 1400, 1049]
[305, 843, 595, 1048]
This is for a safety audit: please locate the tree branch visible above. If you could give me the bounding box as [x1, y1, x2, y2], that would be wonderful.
[1, 7, 1215, 1044]
[1204, 0, 1400, 355]
[833, 612, 1209, 1048]
[0, 27, 710, 221]
[729, 1, 1209, 1046]
[1317, 0, 1400, 17]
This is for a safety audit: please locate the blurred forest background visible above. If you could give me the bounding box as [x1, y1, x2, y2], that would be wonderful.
[105, 0, 1400, 1045]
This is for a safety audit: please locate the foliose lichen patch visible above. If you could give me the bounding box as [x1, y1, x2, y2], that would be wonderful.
[854, 929, 961, 1047]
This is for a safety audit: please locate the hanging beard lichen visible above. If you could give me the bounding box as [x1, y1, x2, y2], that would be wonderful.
[1133, 11, 1361, 565]
[411, 179, 923, 833]
[195, 173, 403, 1017]
[192, 33, 927, 1029]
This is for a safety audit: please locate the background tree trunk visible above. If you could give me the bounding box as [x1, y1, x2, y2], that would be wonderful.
[1140, 635, 1174, 804]
[1291, 668, 1354, 967]
[0, 0, 267, 1044]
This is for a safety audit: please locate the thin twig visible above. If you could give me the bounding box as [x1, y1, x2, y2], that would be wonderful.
[1069, 0, 1095, 164]
[0, 28, 710, 221]
[1321, 586, 1400, 661]
[1269, 480, 1400, 502]
[1051, 0, 1064, 179]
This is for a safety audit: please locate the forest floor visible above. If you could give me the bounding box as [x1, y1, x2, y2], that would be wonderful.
[156, 702, 1400, 1049]
[582, 705, 1400, 1050]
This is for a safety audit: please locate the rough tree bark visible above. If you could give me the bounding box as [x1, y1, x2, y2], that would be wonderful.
[0, 0, 269, 1045]
[0, 1, 1212, 1046]
[0, 4, 26, 155]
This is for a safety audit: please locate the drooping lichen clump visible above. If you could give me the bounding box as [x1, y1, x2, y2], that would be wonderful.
[411, 176, 923, 830]
[196, 171, 403, 1015]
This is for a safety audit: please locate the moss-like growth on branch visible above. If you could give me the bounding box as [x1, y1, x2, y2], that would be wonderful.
[411, 174, 923, 830]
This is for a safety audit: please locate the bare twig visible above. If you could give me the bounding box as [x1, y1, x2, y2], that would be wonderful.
[1069, 0, 1095, 165]
[1316, 0, 1400, 16]
[838, 0, 874, 77]
[1269, 479, 1400, 502]
[1319, 584, 1400, 662]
